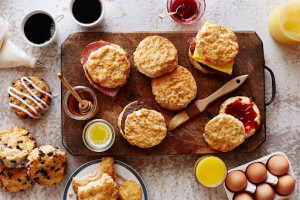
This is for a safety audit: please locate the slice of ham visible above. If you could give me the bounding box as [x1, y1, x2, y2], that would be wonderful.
[81, 41, 127, 97]
[188, 37, 228, 76]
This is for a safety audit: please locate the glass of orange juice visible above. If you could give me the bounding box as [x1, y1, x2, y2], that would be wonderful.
[269, 0, 300, 45]
[194, 156, 227, 188]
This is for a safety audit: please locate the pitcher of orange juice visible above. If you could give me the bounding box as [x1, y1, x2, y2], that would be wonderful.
[269, 0, 300, 45]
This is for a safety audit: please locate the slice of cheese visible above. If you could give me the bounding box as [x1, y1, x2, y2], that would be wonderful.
[192, 22, 234, 75]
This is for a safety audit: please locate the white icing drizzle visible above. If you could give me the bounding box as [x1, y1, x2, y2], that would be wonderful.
[8, 77, 53, 118]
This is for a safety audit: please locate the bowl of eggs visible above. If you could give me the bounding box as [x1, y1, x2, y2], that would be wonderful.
[223, 152, 297, 200]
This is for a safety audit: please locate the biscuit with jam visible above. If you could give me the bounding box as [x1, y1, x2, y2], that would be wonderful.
[133, 36, 178, 78]
[219, 96, 261, 138]
[25, 145, 68, 186]
[151, 65, 197, 110]
[0, 127, 37, 168]
[0, 163, 33, 192]
[204, 114, 245, 152]
[8, 76, 52, 119]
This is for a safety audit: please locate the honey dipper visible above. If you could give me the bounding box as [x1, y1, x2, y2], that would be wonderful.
[57, 73, 93, 115]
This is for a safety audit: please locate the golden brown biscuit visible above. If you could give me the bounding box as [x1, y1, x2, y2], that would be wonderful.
[151, 65, 197, 110]
[0, 127, 37, 168]
[196, 24, 238, 66]
[123, 108, 167, 148]
[204, 114, 245, 152]
[77, 173, 118, 200]
[26, 145, 68, 186]
[133, 36, 178, 78]
[219, 96, 261, 138]
[86, 45, 130, 88]
[119, 180, 142, 200]
[8, 76, 52, 119]
[72, 157, 117, 194]
[0, 163, 33, 192]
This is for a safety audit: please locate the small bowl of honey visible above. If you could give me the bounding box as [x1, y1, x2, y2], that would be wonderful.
[63, 86, 99, 120]
[82, 119, 115, 152]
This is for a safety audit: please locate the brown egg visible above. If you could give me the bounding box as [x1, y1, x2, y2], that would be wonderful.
[276, 174, 296, 196]
[255, 183, 275, 200]
[225, 170, 247, 192]
[246, 162, 267, 184]
[267, 155, 289, 176]
[234, 192, 254, 200]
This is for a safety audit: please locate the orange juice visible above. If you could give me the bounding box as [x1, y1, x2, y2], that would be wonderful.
[194, 156, 227, 188]
[269, 0, 300, 45]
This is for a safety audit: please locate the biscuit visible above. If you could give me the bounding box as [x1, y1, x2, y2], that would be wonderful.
[219, 96, 261, 138]
[72, 157, 117, 195]
[86, 45, 130, 88]
[196, 24, 238, 66]
[77, 173, 118, 200]
[0, 163, 33, 192]
[123, 108, 167, 148]
[204, 114, 245, 152]
[133, 36, 178, 78]
[151, 65, 197, 110]
[26, 145, 68, 186]
[8, 76, 52, 119]
[117, 101, 151, 137]
[119, 180, 142, 200]
[0, 127, 37, 168]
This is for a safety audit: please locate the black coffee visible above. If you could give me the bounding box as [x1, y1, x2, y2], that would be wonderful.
[24, 13, 55, 44]
[72, 0, 102, 24]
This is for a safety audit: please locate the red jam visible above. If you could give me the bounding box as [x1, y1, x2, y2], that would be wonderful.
[168, 0, 205, 24]
[224, 98, 259, 132]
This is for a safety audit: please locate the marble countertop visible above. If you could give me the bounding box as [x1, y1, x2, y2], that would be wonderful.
[0, 0, 299, 199]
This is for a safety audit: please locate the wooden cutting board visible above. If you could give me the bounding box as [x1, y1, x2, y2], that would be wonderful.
[61, 32, 265, 156]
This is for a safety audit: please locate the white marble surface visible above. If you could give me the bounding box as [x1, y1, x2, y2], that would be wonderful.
[0, 0, 299, 199]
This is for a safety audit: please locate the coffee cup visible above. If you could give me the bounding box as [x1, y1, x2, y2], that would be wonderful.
[66, 0, 104, 28]
[21, 10, 64, 47]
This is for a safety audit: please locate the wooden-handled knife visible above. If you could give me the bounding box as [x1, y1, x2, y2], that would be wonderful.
[168, 74, 249, 131]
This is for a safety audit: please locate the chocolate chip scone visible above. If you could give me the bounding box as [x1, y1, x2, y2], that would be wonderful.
[0, 163, 33, 192]
[0, 127, 37, 168]
[26, 145, 68, 186]
[8, 76, 53, 119]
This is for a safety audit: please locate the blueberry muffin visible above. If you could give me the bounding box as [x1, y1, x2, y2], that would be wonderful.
[25, 145, 68, 186]
[8, 76, 53, 119]
[0, 127, 37, 168]
[0, 163, 33, 192]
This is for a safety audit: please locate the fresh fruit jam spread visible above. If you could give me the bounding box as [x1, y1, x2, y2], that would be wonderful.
[224, 98, 259, 132]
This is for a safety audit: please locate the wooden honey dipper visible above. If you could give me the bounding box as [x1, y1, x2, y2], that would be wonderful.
[57, 73, 93, 115]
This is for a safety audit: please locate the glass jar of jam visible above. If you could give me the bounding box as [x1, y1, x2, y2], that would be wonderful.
[167, 0, 206, 24]
[63, 86, 99, 120]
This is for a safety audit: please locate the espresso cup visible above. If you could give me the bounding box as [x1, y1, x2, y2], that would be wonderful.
[68, 0, 104, 27]
[21, 10, 64, 47]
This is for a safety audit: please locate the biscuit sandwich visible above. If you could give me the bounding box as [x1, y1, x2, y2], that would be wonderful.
[188, 22, 239, 75]
[81, 40, 130, 97]
[117, 101, 167, 148]
[133, 36, 178, 78]
[219, 96, 261, 138]
[151, 65, 197, 110]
